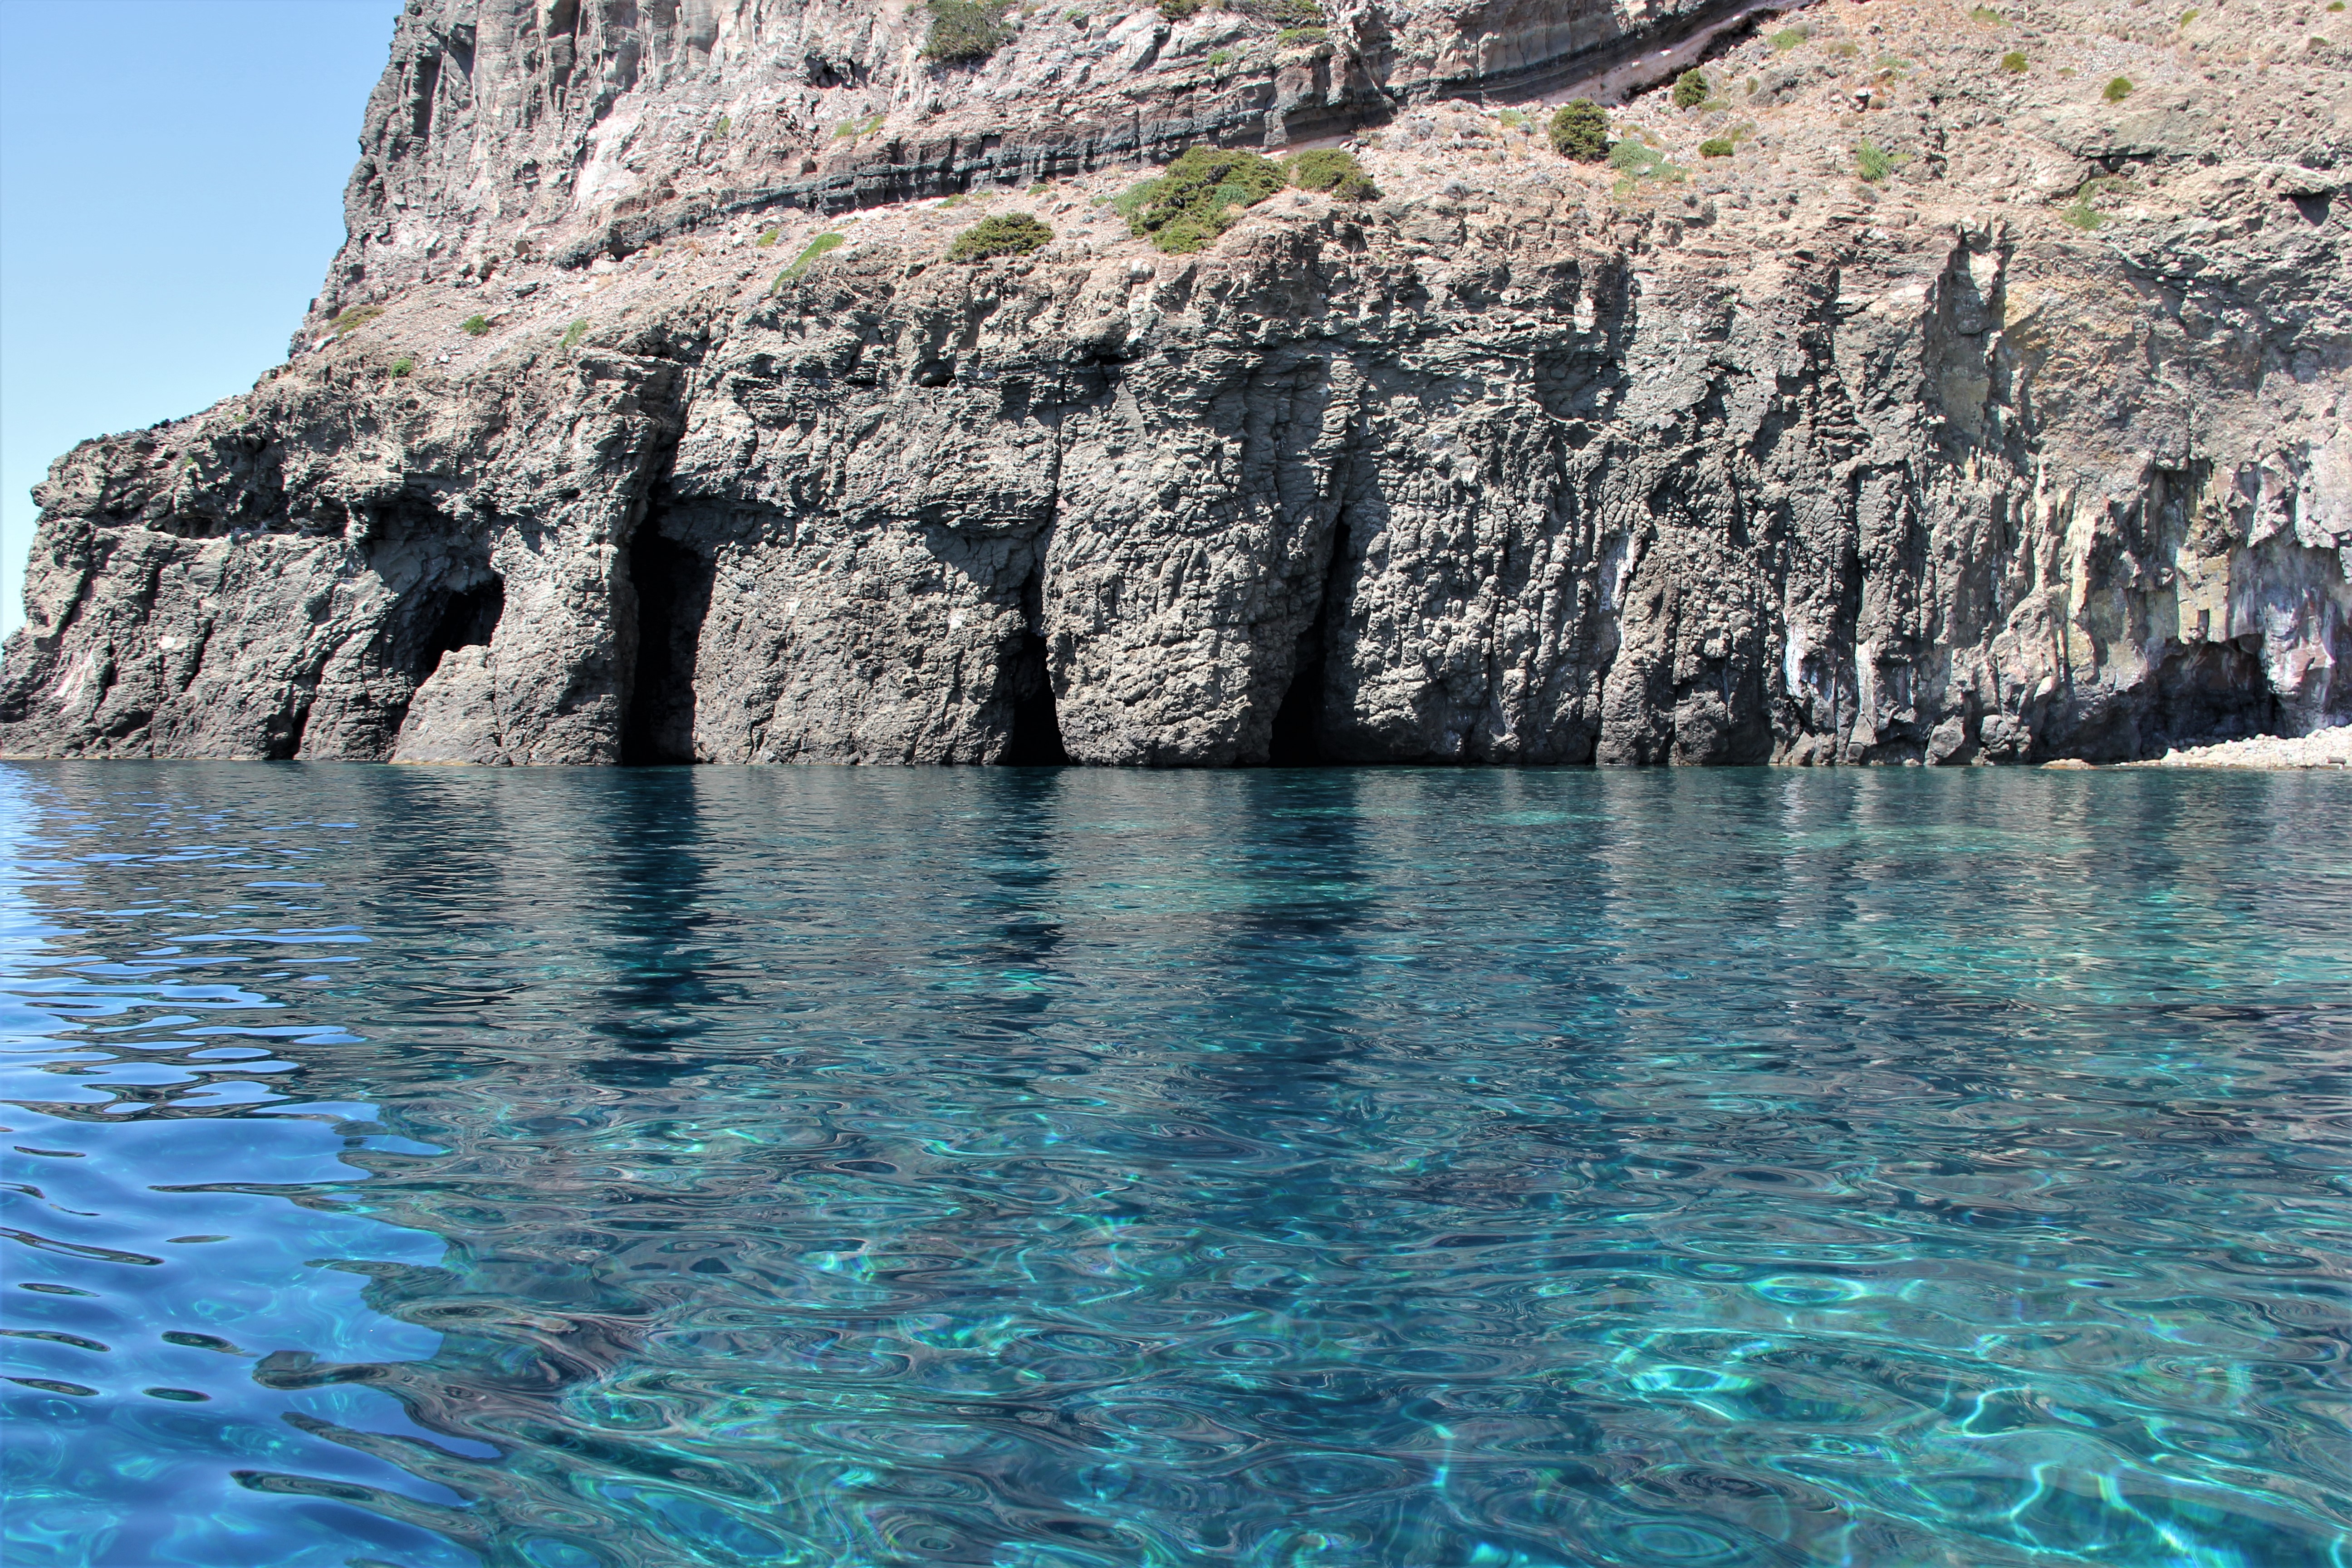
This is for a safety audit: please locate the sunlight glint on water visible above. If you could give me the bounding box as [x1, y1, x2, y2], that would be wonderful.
[0, 762, 2346, 1568]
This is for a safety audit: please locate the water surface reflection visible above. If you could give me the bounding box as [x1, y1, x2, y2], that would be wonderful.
[1, 764, 2346, 1567]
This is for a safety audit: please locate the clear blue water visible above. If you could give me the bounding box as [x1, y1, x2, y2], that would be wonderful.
[0, 763, 2346, 1568]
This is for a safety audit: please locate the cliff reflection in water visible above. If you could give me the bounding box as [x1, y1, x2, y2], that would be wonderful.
[1, 763, 2347, 1568]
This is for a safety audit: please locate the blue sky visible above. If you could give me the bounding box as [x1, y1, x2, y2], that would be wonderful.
[0, 0, 404, 640]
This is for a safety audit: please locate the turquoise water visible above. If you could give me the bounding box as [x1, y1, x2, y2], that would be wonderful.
[0, 764, 2346, 1568]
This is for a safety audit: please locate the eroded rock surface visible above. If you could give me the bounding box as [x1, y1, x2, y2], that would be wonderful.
[4, 0, 2347, 765]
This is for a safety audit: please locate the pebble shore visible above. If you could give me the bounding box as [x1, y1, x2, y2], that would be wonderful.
[2132, 727, 2352, 770]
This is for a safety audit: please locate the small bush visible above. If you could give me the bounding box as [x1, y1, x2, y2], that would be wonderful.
[948, 212, 1055, 260]
[1608, 138, 1684, 180]
[1158, 0, 1201, 16]
[1276, 25, 1327, 45]
[1548, 98, 1610, 161]
[1855, 140, 1893, 182]
[1122, 145, 1285, 252]
[2332, 3, 2346, 12]
[560, 319, 589, 350]
[1768, 25, 1808, 49]
[1284, 148, 1376, 199]
[331, 305, 385, 336]
[2178, 8, 2197, 23]
[2061, 202, 2103, 231]
[925, 0, 1014, 63]
[776, 231, 846, 284]
[2102, 76, 2133, 102]
[713, 114, 731, 137]
[1699, 137, 1735, 158]
[1968, 5, 2004, 21]
[756, 226, 780, 247]
[1237, 0, 1322, 23]
[389, 357, 414, 378]
[833, 113, 886, 139]
[1068, 7, 1088, 20]
[462, 314, 492, 337]
[1671, 69, 1709, 109]
[1834, 41, 1859, 57]
[2000, 50, 2028, 72]
[1207, 47, 1235, 67]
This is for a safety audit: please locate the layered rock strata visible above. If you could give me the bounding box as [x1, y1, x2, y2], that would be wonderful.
[4, 0, 2347, 765]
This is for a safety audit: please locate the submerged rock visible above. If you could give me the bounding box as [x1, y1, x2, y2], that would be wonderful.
[3, 0, 2347, 765]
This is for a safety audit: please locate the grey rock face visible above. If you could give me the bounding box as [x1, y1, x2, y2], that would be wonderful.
[4, 0, 2347, 767]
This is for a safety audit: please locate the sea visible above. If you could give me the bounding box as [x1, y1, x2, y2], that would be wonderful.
[1, 761, 2345, 1568]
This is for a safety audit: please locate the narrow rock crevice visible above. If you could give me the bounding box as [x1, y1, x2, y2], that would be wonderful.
[622, 518, 714, 765]
[1268, 513, 1352, 767]
[1001, 568, 1068, 766]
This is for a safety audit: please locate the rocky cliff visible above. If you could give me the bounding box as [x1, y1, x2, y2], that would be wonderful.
[4, 0, 2347, 765]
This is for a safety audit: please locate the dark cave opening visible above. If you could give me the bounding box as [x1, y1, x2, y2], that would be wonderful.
[2147, 638, 2285, 753]
[1002, 631, 1070, 766]
[421, 578, 504, 676]
[622, 520, 714, 765]
[1267, 513, 1352, 767]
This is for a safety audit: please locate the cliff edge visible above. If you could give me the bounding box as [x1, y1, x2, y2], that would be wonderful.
[4, 0, 2347, 765]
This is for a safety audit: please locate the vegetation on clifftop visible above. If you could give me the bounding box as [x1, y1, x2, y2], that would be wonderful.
[948, 213, 1054, 261]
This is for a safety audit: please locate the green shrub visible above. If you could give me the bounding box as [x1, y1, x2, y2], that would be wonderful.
[461, 314, 492, 337]
[2102, 76, 2133, 101]
[389, 357, 414, 378]
[1834, 41, 1859, 57]
[2000, 50, 2028, 72]
[776, 231, 846, 284]
[1768, 25, 1808, 49]
[948, 212, 1055, 260]
[1671, 68, 1709, 109]
[1968, 5, 2003, 21]
[833, 113, 886, 139]
[1121, 145, 1285, 252]
[1699, 137, 1735, 158]
[713, 114, 731, 137]
[1207, 47, 1235, 66]
[2178, 8, 2197, 23]
[1609, 139, 1672, 176]
[1548, 98, 1609, 161]
[1068, 7, 1088, 20]
[560, 319, 589, 350]
[1276, 25, 1327, 45]
[331, 305, 385, 336]
[2332, 3, 2346, 12]
[925, 0, 1014, 63]
[1237, 0, 1322, 23]
[756, 226, 780, 247]
[2061, 202, 2103, 231]
[1284, 148, 1376, 199]
[1855, 140, 1893, 182]
[1158, 0, 1201, 16]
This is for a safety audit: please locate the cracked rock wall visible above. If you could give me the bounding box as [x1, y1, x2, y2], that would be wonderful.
[4, 0, 2347, 766]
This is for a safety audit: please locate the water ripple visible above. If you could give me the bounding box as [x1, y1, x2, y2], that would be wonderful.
[0, 763, 2347, 1567]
